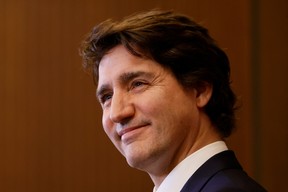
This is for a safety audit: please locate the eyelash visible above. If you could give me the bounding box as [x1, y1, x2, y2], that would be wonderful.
[131, 81, 146, 88]
[100, 93, 112, 104]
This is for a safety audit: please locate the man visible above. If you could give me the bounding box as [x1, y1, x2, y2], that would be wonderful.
[80, 10, 266, 192]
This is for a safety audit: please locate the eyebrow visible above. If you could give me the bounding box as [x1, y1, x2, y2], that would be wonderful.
[96, 71, 154, 99]
[119, 71, 154, 85]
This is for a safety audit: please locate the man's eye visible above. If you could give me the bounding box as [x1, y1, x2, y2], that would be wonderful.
[132, 81, 144, 87]
[129, 80, 149, 92]
[100, 94, 112, 104]
[131, 80, 149, 88]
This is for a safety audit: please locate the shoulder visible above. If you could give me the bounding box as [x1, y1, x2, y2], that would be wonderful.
[201, 168, 267, 192]
[181, 151, 267, 192]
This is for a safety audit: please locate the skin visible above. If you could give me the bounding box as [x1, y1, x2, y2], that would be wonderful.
[97, 45, 221, 188]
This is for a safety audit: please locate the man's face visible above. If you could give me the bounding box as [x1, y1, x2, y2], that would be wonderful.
[97, 45, 203, 173]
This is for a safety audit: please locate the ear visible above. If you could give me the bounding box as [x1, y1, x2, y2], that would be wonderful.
[195, 83, 213, 108]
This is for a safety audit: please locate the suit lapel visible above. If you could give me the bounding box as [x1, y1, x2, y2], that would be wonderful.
[180, 150, 242, 192]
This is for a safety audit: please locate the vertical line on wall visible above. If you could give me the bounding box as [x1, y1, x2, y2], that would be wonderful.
[251, 0, 261, 182]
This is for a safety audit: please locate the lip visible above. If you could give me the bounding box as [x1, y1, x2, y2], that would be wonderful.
[118, 125, 144, 137]
[117, 124, 150, 141]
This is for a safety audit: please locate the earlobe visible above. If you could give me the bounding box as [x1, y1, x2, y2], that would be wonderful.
[196, 84, 213, 108]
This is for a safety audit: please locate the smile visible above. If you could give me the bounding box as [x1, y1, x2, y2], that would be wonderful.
[118, 124, 150, 143]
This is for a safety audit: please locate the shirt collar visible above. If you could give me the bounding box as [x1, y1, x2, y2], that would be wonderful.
[153, 141, 228, 192]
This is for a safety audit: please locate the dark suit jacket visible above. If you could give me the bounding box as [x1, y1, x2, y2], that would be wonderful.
[180, 150, 267, 192]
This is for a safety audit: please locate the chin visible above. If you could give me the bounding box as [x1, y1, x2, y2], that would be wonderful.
[126, 154, 144, 167]
[124, 151, 151, 170]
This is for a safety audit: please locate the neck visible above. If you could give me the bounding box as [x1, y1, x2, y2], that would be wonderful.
[148, 117, 222, 188]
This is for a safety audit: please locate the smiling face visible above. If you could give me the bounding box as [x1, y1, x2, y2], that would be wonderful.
[97, 45, 217, 177]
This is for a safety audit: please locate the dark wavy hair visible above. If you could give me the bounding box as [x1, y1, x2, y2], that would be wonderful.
[80, 10, 237, 138]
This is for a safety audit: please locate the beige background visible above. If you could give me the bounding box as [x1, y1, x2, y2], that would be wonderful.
[0, 0, 287, 191]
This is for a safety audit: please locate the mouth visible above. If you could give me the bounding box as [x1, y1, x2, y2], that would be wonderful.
[118, 125, 145, 137]
[117, 123, 150, 141]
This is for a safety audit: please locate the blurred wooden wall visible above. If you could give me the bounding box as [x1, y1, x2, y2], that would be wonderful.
[0, 0, 287, 191]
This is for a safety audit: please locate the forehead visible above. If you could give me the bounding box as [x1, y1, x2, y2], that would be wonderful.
[98, 45, 164, 82]
[99, 45, 135, 69]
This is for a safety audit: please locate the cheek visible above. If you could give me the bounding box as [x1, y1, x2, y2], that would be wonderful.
[101, 111, 125, 155]
[143, 92, 175, 114]
[102, 111, 113, 137]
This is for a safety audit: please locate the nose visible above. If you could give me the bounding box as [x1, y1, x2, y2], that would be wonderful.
[109, 92, 134, 123]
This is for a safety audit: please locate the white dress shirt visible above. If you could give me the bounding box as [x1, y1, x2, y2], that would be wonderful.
[153, 141, 228, 192]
